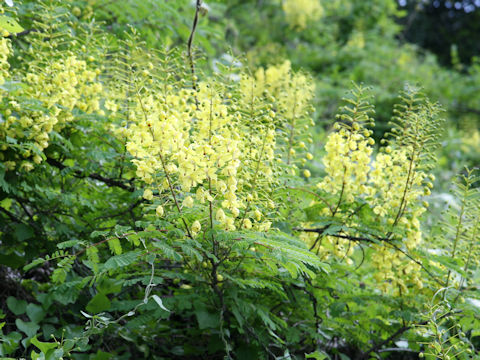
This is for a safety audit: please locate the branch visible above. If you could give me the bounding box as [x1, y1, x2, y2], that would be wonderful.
[6, 28, 39, 39]
[294, 227, 445, 285]
[46, 157, 136, 192]
[187, 0, 202, 94]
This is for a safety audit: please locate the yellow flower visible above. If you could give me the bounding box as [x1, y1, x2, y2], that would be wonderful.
[254, 209, 262, 221]
[216, 208, 226, 223]
[155, 205, 164, 217]
[183, 196, 194, 208]
[143, 189, 154, 201]
[191, 220, 201, 233]
[243, 218, 252, 229]
[282, 0, 324, 29]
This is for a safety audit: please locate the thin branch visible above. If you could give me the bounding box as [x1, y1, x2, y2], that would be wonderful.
[294, 227, 445, 285]
[187, 0, 202, 94]
[46, 157, 135, 192]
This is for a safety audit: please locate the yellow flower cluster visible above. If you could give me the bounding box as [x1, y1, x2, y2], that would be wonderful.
[369, 147, 430, 292]
[1, 55, 102, 171]
[318, 126, 375, 204]
[123, 74, 279, 234]
[25, 56, 102, 114]
[241, 61, 315, 169]
[370, 148, 426, 220]
[282, 0, 324, 30]
[311, 89, 435, 293]
[0, 38, 10, 89]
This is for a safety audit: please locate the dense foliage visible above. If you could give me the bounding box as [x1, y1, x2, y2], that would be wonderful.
[0, 0, 479, 359]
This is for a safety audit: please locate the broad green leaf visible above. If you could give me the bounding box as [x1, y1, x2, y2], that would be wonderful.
[15, 318, 40, 338]
[97, 278, 123, 295]
[86, 293, 111, 313]
[46, 349, 64, 360]
[195, 309, 220, 329]
[6, 296, 27, 315]
[103, 250, 142, 270]
[26, 303, 46, 324]
[305, 351, 328, 360]
[31, 335, 58, 354]
[14, 223, 34, 241]
[1, 331, 22, 355]
[0, 16, 23, 34]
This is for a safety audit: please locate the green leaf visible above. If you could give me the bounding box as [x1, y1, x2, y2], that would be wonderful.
[24, 258, 45, 272]
[152, 241, 182, 261]
[31, 335, 58, 354]
[97, 278, 123, 295]
[57, 239, 82, 249]
[0, 253, 24, 269]
[91, 350, 114, 360]
[14, 223, 34, 241]
[26, 303, 46, 324]
[195, 309, 220, 329]
[15, 318, 40, 338]
[103, 250, 142, 270]
[108, 237, 122, 255]
[86, 293, 111, 313]
[6, 296, 27, 315]
[0, 16, 23, 34]
[0, 331, 22, 355]
[305, 351, 328, 360]
[46, 349, 64, 360]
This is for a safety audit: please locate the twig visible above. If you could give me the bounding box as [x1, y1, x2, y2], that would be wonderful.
[46, 157, 135, 192]
[187, 0, 202, 94]
[294, 227, 445, 285]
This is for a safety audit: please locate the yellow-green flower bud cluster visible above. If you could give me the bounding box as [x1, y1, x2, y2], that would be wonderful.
[0, 38, 10, 88]
[124, 75, 281, 234]
[240, 61, 315, 169]
[282, 0, 324, 30]
[312, 91, 435, 293]
[317, 127, 374, 203]
[1, 54, 102, 171]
